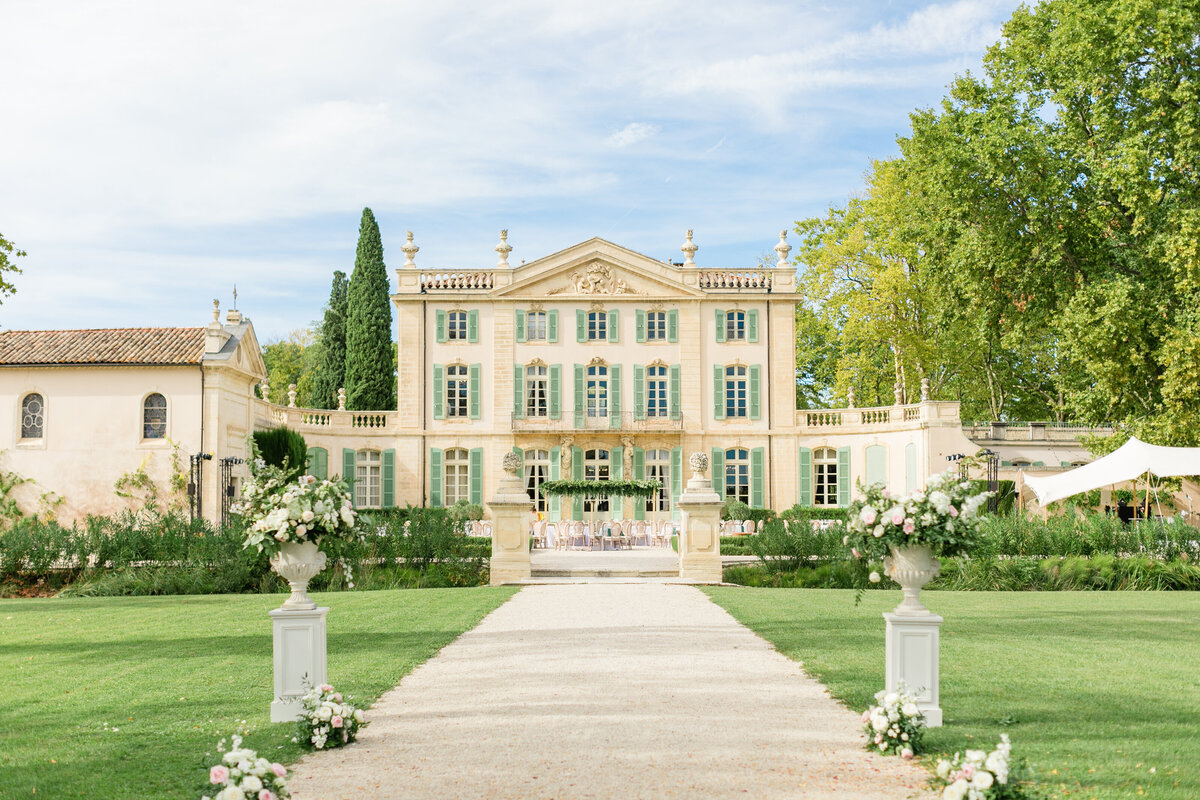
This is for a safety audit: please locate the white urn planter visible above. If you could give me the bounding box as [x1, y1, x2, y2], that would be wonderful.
[883, 543, 941, 616]
[270, 540, 328, 610]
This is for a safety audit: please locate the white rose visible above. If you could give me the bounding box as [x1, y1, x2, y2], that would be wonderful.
[872, 715, 887, 732]
[873, 525, 884, 538]
[317, 706, 333, 720]
[302, 509, 315, 523]
[964, 750, 987, 765]
[869, 571, 881, 583]
[902, 702, 919, 717]
[353, 709, 365, 723]
[972, 771, 994, 790]
[219, 788, 245, 800]
[942, 779, 968, 800]
[936, 760, 952, 779]
[883, 692, 899, 707]
[241, 776, 262, 792]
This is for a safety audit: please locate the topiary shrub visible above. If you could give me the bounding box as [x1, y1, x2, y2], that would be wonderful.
[252, 427, 308, 477]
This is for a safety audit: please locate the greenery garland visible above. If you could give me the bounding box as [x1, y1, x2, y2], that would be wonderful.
[538, 479, 662, 499]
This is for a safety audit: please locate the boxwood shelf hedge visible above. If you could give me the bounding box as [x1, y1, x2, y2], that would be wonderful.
[538, 479, 662, 499]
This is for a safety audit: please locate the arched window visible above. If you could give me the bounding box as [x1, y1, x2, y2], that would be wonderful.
[446, 364, 469, 417]
[444, 448, 471, 505]
[587, 310, 607, 341]
[726, 310, 746, 341]
[20, 393, 44, 440]
[583, 448, 610, 512]
[647, 365, 668, 417]
[645, 448, 671, 513]
[447, 310, 468, 341]
[355, 450, 382, 508]
[586, 364, 609, 417]
[725, 365, 748, 418]
[525, 363, 548, 417]
[523, 449, 550, 512]
[724, 448, 750, 505]
[143, 393, 167, 439]
[814, 447, 838, 506]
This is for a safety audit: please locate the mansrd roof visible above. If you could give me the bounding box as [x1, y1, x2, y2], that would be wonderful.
[0, 327, 207, 366]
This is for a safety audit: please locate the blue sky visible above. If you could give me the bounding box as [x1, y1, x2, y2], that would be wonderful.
[1, 0, 1022, 341]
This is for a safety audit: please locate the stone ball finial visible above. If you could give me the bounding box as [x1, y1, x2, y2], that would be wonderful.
[681, 229, 698, 267]
[502, 451, 522, 475]
[337, 387, 346, 411]
[847, 385, 856, 409]
[689, 451, 709, 478]
[211, 298, 221, 322]
[287, 384, 298, 408]
[774, 230, 791, 268]
[401, 230, 419, 268]
[495, 229, 513, 268]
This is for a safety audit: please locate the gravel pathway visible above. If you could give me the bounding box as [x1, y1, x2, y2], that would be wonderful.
[288, 584, 933, 799]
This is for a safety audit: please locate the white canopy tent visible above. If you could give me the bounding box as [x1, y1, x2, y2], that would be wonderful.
[1021, 436, 1200, 506]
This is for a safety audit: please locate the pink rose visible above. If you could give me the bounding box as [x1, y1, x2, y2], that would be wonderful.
[319, 684, 334, 693]
[270, 763, 286, 778]
[903, 519, 915, 534]
[861, 710, 870, 722]
[902, 750, 913, 760]
[210, 765, 229, 784]
[949, 506, 959, 517]
[851, 548, 861, 559]
[331, 716, 344, 728]
[260, 792, 277, 800]
[333, 693, 342, 703]
[891, 512, 904, 525]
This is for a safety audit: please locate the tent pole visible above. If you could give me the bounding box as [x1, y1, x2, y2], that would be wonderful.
[1143, 471, 1151, 520]
[1016, 470, 1024, 519]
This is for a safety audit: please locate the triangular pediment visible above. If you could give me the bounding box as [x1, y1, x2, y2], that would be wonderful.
[494, 238, 705, 299]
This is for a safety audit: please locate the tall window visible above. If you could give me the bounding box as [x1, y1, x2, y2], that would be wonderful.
[725, 365, 748, 418]
[726, 311, 746, 341]
[814, 447, 838, 506]
[583, 448, 610, 512]
[446, 364, 469, 417]
[587, 364, 609, 417]
[647, 365, 668, 417]
[447, 310, 468, 340]
[645, 448, 671, 513]
[444, 448, 471, 506]
[526, 311, 547, 341]
[524, 449, 550, 512]
[143, 393, 167, 439]
[525, 364, 548, 417]
[20, 393, 44, 439]
[725, 448, 750, 505]
[646, 311, 667, 341]
[355, 450, 381, 508]
[587, 311, 607, 341]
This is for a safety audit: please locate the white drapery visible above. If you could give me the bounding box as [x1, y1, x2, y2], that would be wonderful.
[1021, 437, 1200, 505]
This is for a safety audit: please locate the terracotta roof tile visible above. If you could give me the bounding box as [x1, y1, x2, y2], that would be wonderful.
[0, 327, 207, 366]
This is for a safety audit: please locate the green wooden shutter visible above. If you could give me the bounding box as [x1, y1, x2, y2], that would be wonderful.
[306, 447, 328, 479]
[468, 309, 479, 342]
[747, 309, 759, 343]
[632, 447, 645, 521]
[469, 447, 483, 505]
[750, 447, 765, 508]
[573, 364, 585, 428]
[432, 364, 445, 420]
[382, 449, 395, 508]
[609, 364, 621, 428]
[713, 365, 725, 420]
[515, 309, 527, 343]
[548, 309, 559, 342]
[798, 447, 813, 507]
[837, 446, 851, 507]
[633, 364, 646, 421]
[513, 365, 524, 419]
[572, 446, 584, 520]
[905, 443, 917, 494]
[715, 309, 726, 343]
[669, 364, 681, 420]
[343, 448, 357, 503]
[667, 309, 678, 342]
[866, 445, 887, 489]
[670, 447, 682, 519]
[549, 364, 562, 419]
[749, 364, 761, 420]
[435, 309, 447, 343]
[429, 449, 443, 507]
[607, 309, 619, 342]
[610, 446, 623, 517]
[711, 448, 725, 500]
[576, 309, 586, 342]
[549, 446, 562, 520]
[469, 363, 481, 419]
[636, 309, 646, 342]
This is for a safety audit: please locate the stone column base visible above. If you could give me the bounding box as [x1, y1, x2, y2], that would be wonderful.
[883, 611, 943, 727]
[679, 554, 723, 583]
[269, 606, 328, 723]
[490, 552, 532, 584]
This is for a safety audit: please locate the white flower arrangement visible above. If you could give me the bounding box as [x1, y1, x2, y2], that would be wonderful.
[201, 734, 290, 800]
[297, 682, 369, 750]
[844, 469, 992, 562]
[232, 467, 358, 554]
[932, 735, 1032, 800]
[861, 685, 926, 758]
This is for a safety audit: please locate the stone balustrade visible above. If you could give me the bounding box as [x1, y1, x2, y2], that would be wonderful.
[697, 270, 773, 291]
[254, 398, 397, 435]
[512, 411, 684, 433]
[420, 270, 495, 291]
[796, 401, 960, 431]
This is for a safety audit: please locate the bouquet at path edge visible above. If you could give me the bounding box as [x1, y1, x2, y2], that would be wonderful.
[862, 685, 925, 758]
[202, 734, 291, 800]
[932, 734, 1035, 800]
[232, 465, 358, 553]
[297, 683, 369, 750]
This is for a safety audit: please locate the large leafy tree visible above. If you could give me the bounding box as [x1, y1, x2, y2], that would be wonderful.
[262, 328, 320, 406]
[310, 270, 348, 410]
[0, 232, 25, 309]
[344, 208, 395, 411]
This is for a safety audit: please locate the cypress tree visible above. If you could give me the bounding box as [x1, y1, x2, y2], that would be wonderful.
[311, 270, 348, 409]
[344, 208, 396, 410]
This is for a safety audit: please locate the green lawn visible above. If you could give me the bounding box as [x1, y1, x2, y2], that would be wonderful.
[705, 588, 1200, 800]
[0, 587, 517, 799]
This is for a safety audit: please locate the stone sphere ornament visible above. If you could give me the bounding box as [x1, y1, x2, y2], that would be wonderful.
[502, 451, 522, 475]
[689, 452, 709, 478]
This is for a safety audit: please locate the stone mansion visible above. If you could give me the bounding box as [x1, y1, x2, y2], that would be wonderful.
[1, 233, 1097, 524]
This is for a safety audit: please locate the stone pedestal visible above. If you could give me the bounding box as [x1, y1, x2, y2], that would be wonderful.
[883, 611, 943, 727]
[269, 606, 328, 722]
[489, 468, 532, 585]
[676, 463, 723, 583]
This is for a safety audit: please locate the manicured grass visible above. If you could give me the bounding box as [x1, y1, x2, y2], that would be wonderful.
[705, 588, 1200, 800]
[0, 587, 517, 799]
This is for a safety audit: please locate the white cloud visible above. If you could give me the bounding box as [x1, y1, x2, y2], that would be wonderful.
[606, 123, 661, 147]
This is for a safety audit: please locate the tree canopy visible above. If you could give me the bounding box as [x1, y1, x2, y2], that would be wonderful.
[344, 208, 396, 411]
[0, 232, 25, 310]
[310, 270, 348, 410]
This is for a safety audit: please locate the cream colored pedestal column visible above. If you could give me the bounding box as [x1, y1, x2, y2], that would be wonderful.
[676, 452, 723, 583]
[269, 606, 328, 722]
[884, 612, 943, 727]
[489, 454, 532, 585]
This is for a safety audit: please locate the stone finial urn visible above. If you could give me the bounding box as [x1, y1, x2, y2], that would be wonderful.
[689, 451, 709, 479]
[883, 544, 941, 616]
[502, 450, 522, 475]
[270, 541, 328, 610]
